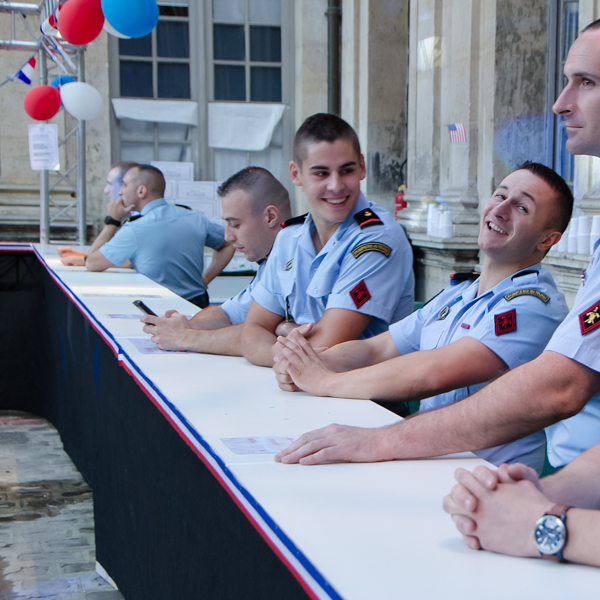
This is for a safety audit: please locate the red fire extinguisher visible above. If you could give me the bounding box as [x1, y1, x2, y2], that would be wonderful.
[395, 184, 407, 219]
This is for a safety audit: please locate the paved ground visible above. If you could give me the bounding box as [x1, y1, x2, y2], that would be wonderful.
[0, 411, 124, 600]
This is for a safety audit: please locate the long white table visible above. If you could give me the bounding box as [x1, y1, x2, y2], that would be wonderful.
[3, 243, 599, 599]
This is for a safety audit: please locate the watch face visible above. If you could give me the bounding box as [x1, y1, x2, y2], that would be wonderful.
[534, 515, 566, 555]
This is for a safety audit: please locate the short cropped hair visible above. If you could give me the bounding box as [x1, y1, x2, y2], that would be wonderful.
[111, 161, 138, 185]
[292, 113, 361, 167]
[217, 167, 292, 220]
[582, 18, 600, 33]
[131, 164, 166, 198]
[517, 161, 573, 233]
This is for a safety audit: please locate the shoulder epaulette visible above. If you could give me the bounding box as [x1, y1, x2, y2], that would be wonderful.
[511, 269, 539, 280]
[174, 203, 192, 210]
[354, 208, 383, 228]
[281, 213, 307, 228]
[127, 214, 143, 222]
[450, 271, 480, 284]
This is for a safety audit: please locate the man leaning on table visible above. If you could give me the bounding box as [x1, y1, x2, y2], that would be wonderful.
[275, 21, 600, 475]
[274, 162, 571, 472]
[86, 164, 234, 308]
[241, 113, 415, 367]
[58, 160, 138, 267]
[442, 19, 600, 567]
[140, 166, 292, 356]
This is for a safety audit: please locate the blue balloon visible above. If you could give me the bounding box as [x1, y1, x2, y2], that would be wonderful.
[50, 75, 75, 88]
[101, 0, 159, 39]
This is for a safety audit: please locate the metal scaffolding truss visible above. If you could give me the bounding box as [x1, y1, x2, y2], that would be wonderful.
[0, 0, 87, 244]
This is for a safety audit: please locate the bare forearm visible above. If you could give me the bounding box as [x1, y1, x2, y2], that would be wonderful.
[562, 509, 600, 566]
[242, 324, 278, 366]
[541, 444, 600, 509]
[383, 352, 598, 460]
[188, 306, 232, 330]
[89, 225, 119, 253]
[181, 324, 244, 356]
[320, 335, 396, 373]
[203, 244, 234, 284]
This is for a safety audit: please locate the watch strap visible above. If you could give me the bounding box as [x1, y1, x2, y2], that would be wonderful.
[104, 216, 121, 227]
[541, 504, 572, 562]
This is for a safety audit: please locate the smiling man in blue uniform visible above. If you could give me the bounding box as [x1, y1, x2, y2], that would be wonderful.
[241, 113, 415, 367]
[85, 164, 234, 307]
[274, 162, 572, 472]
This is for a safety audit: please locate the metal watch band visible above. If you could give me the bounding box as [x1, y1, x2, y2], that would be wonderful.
[541, 503, 572, 562]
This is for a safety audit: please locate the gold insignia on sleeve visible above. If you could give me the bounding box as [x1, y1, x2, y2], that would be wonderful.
[503, 289, 550, 303]
[351, 242, 392, 259]
[580, 301, 600, 335]
[282, 259, 293, 271]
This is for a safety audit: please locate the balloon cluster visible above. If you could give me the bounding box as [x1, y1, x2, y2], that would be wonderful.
[24, 0, 159, 121]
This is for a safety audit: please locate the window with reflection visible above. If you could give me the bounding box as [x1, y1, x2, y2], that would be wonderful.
[213, 0, 282, 102]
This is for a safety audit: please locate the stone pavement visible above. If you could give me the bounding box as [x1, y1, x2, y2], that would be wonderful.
[0, 411, 124, 600]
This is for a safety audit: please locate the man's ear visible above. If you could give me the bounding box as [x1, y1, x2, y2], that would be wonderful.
[538, 230, 562, 252]
[137, 184, 147, 199]
[358, 154, 366, 180]
[289, 160, 302, 187]
[264, 205, 280, 227]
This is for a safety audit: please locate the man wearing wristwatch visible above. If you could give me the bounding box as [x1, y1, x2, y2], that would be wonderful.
[58, 161, 139, 267]
[443, 19, 600, 568]
[85, 164, 234, 308]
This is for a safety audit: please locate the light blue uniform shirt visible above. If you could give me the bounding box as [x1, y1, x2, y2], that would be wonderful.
[390, 266, 568, 472]
[251, 193, 415, 337]
[221, 260, 267, 325]
[100, 199, 226, 300]
[546, 239, 600, 467]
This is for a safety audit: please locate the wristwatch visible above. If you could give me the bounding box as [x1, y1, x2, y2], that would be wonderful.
[104, 215, 121, 227]
[533, 503, 572, 562]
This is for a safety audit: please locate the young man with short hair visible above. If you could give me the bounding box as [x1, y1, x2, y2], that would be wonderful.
[241, 113, 415, 367]
[140, 166, 292, 356]
[274, 162, 572, 472]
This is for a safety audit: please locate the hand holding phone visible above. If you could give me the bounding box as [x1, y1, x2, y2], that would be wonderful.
[133, 300, 158, 317]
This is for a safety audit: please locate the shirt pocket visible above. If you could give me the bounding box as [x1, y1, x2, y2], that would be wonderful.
[419, 314, 451, 351]
[307, 263, 340, 299]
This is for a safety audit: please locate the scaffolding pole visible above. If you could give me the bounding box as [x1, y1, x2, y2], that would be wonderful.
[38, 45, 50, 244]
[76, 49, 86, 245]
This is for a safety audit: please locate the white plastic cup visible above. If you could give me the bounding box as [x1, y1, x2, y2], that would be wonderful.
[427, 204, 436, 236]
[440, 210, 453, 239]
[568, 218, 579, 253]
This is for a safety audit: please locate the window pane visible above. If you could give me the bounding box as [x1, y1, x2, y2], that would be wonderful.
[158, 6, 188, 17]
[157, 122, 191, 141]
[121, 142, 155, 164]
[214, 149, 248, 182]
[158, 63, 191, 98]
[250, 66, 281, 102]
[120, 118, 154, 141]
[157, 21, 189, 58]
[119, 35, 152, 57]
[215, 65, 246, 101]
[250, 26, 281, 62]
[213, 0, 246, 23]
[250, 0, 281, 25]
[120, 61, 153, 97]
[213, 24, 245, 60]
[158, 143, 191, 162]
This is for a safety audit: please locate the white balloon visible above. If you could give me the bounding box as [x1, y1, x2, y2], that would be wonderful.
[103, 18, 131, 39]
[60, 82, 102, 121]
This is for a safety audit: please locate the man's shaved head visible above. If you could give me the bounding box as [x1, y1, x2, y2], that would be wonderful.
[128, 164, 166, 199]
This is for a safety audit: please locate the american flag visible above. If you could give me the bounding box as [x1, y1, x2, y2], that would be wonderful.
[447, 123, 467, 143]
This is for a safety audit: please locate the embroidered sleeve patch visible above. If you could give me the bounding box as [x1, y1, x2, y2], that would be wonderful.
[495, 309, 516, 335]
[351, 242, 392, 259]
[504, 289, 550, 303]
[580, 301, 600, 335]
[350, 281, 371, 308]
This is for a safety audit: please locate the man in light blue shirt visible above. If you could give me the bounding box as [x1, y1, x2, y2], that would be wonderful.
[140, 167, 292, 356]
[86, 164, 234, 307]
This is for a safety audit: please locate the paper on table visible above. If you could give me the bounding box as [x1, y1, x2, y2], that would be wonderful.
[220, 436, 298, 455]
[108, 313, 193, 319]
[127, 338, 183, 355]
[82, 293, 162, 298]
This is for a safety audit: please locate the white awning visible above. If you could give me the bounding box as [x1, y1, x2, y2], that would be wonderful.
[111, 99, 198, 126]
[208, 102, 286, 152]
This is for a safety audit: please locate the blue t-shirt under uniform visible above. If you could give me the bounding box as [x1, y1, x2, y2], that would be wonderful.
[390, 266, 568, 472]
[100, 198, 226, 301]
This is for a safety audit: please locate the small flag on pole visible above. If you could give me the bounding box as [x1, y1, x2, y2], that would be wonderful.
[15, 57, 36, 85]
[447, 123, 467, 143]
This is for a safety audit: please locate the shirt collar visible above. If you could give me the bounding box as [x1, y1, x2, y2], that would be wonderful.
[140, 198, 167, 216]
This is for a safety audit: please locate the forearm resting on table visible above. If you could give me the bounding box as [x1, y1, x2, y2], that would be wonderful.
[188, 305, 233, 330]
[319, 333, 399, 373]
[182, 324, 244, 356]
[385, 350, 600, 461]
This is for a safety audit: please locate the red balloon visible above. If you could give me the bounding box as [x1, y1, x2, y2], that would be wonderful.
[23, 85, 62, 121]
[58, 0, 105, 45]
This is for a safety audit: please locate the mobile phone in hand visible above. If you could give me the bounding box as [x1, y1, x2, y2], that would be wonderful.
[133, 300, 158, 317]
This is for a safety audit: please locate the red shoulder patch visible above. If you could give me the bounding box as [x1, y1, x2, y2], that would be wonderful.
[494, 309, 516, 336]
[350, 281, 371, 308]
[579, 301, 600, 335]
